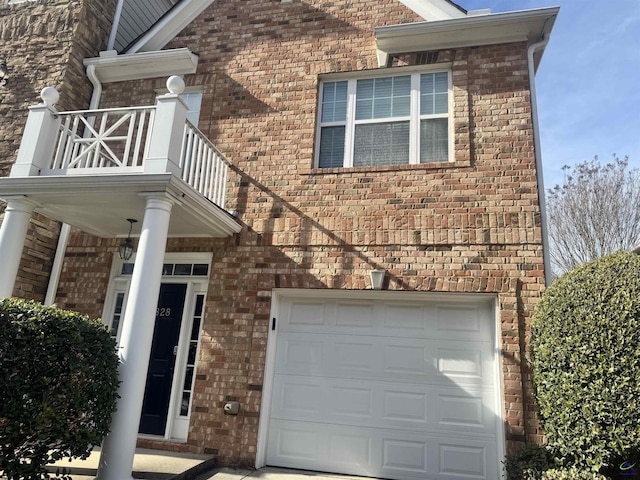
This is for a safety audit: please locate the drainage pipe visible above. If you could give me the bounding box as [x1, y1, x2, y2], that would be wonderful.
[527, 34, 553, 286]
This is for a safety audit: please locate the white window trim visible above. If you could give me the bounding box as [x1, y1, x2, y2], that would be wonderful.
[315, 64, 454, 169]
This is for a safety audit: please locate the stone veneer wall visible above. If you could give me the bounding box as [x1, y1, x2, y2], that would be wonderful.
[56, 0, 546, 466]
[0, 0, 116, 300]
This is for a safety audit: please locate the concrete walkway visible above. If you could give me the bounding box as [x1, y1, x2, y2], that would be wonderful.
[206, 467, 374, 480]
[47, 449, 376, 480]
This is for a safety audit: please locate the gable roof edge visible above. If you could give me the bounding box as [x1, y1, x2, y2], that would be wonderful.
[126, 0, 215, 54]
[398, 0, 467, 20]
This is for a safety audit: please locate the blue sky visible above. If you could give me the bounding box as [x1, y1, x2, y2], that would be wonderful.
[457, 0, 640, 190]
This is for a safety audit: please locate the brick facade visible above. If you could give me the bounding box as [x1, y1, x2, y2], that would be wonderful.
[0, 0, 117, 300]
[10, 0, 547, 468]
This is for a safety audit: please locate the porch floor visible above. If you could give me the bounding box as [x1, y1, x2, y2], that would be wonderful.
[47, 447, 214, 480]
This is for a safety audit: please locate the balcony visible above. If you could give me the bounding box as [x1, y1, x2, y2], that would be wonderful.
[0, 77, 240, 239]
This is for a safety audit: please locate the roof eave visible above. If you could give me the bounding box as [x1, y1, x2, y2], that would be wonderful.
[83, 48, 199, 83]
[375, 6, 559, 68]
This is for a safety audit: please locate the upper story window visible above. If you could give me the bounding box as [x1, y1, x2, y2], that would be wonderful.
[316, 70, 450, 168]
[180, 91, 203, 127]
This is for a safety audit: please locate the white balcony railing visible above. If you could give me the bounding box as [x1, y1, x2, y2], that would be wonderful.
[52, 106, 156, 172]
[33, 104, 230, 208]
[181, 122, 229, 209]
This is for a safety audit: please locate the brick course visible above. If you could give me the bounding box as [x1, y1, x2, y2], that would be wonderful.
[48, 0, 545, 466]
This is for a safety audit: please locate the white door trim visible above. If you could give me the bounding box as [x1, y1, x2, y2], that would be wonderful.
[102, 252, 213, 442]
[256, 288, 504, 477]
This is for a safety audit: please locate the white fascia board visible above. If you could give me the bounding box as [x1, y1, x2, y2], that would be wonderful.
[83, 48, 198, 83]
[375, 6, 559, 66]
[127, 0, 215, 53]
[398, 0, 467, 21]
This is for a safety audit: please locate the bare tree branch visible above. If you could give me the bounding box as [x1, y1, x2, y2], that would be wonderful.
[546, 155, 640, 275]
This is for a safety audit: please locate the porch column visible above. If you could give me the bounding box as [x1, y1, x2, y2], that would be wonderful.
[96, 193, 175, 480]
[0, 197, 35, 298]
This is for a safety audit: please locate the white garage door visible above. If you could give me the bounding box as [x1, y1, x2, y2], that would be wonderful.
[264, 292, 502, 480]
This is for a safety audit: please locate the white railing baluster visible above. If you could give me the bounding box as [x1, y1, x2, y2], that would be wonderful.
[53, 115, 71, 170]
[206, 152, 216, 200]
[142, 109, 155, 163]
[122, 111, 136, 166]
[193, 135, 204, 185]
[180, 121, 231, 207]
[70, 115, 83, 168]
[132, 110, 146, 167]
[213, 155, 223, 206]
[219, 162, 228, 208]
[201, 148, 212, 195]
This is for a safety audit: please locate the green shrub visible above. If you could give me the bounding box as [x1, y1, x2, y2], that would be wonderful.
[531, 251, 640, 471]
[542, 467, 609, 480]
[0, 299, 120, 480]
[504, 444, 555, 480]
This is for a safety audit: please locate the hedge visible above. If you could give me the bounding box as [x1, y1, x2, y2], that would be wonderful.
[531, 251, 640, 472]
[0, 299, 119, 480]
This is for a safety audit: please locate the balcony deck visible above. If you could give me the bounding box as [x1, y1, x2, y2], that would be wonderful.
[0, 85, 241, 238]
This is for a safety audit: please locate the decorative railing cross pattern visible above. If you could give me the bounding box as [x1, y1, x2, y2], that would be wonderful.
[52, 106, 155, 170]
[43, 106, 230, 208]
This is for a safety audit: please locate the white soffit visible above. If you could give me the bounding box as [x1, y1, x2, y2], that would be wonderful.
[83, 48, 198, 83]
[375, 6, 559, 66]
[127, 0, 215, 53]
[398, 0, 467, 21]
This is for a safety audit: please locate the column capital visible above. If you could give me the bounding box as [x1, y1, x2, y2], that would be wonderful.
[139, 191, 182, 210]
[2, 196, 38, 213]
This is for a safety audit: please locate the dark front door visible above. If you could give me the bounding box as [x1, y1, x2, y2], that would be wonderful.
[139, 283, 187, 435]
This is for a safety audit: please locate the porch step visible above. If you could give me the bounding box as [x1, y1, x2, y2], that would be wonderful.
[46, 447, 216, 480]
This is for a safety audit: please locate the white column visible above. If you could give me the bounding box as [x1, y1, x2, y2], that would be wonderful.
[0, 197, 35, 298]
[96, 194, 174, 480]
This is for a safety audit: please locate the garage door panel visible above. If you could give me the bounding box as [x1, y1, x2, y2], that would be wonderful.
[276, 333, 494, 388]
[267, 419, 499, 480]
[267, 420, 375, 474]
[335, 303, 376, 328]
[382, 304, 428, 332]
[335, 341, 377, 371]
[437, 393, 487, 429]
[288, 301, 328, 326]
[271, 374, 496, 435]
[281, 299, 493, 339]
[281, 338, 324, 369]
[383, 390, 427, 423]
[382, 438, 428, 473]
[280, 381, 323, 415]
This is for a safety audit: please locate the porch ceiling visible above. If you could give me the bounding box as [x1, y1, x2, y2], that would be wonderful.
[0, 174, 241, 238]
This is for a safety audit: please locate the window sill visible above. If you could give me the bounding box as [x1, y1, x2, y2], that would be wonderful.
[301, 160, 470, 175]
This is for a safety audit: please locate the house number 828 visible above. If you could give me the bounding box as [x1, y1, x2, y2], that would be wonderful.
[156, 307, 171, 317]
